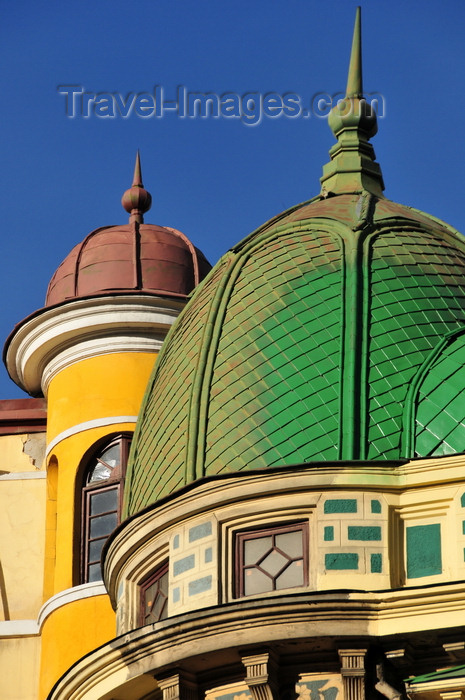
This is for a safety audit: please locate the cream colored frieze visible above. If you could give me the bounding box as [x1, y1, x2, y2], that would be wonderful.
[105, 460, 465, 637]
[296, 674, 343, 700]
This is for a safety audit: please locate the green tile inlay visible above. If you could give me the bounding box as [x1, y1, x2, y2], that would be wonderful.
[371, 500, 381, 514]
[461, 493, 465, 508]
[462, 521, 465, 536]
[324, 499, 357, 514]
[406, 524, 442, 578]
[325, 553, 359, 570]
[189, 521, 212, 542]
[371, 553, 382, 573]
[324, 526, 334, 541]
[188, 575, 212, 596]
[348, 526, 381, 541]
[173, 554, 195, 576]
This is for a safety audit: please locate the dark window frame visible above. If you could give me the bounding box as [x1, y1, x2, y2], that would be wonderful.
[235, 521, 309, 598]
[79, 433, 132, 584]
[139, 560, 169, 626]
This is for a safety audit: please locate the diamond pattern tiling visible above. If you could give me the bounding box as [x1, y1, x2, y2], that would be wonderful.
[124, 259, 228, 515]
[415, 334, 465, 456]
[368, 228, 465, 459]
[205, 230, 342, 474]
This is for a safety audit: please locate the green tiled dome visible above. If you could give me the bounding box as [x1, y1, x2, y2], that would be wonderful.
[123, 10, 465, 516]
[124, 194, 465, 515]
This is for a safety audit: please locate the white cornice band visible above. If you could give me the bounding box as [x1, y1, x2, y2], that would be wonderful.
[37, 582, 107, 630]
[0, 582, 108, 638]
[46, 415, 138, 455]
[0, 619, 39, 637]
[0, 471, 46, 480]
[5, 295, 184, 396]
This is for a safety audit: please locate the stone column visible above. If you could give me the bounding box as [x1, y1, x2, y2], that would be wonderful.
[157, 670, 198, 700]
[338, 649, 367, 700]
[242, 651, 279, 700]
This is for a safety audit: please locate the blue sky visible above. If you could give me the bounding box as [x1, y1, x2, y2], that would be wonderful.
[1, 0, 465, 399]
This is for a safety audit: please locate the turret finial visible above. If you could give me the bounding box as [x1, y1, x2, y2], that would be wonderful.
[121, 151, 152, 223]
[346, 6, 363, 98]
[320, 7, 384, 198]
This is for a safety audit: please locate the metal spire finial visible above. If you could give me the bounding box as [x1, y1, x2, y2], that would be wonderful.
[121, 151, 152, 224]
[320, 7, 384, 198]
[346, 7, 363, 98]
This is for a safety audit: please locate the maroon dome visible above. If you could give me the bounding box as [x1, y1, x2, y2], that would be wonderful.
[46, 223, 212, 307]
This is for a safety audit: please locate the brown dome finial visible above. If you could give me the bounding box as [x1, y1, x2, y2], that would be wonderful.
[121, 151, 152, 223]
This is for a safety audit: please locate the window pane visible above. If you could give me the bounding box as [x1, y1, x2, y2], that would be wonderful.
[90, 512, 118, 538]
[260, 549, 288, 577]
[244, 536, 272, 565]
[90, 488, 118, 516]
[275, 531, 304, 558]
[159, 571, 169, 596]
[152, 592, 167, 621]
[82, 435, 132, 585]
[89, 538, 105, 564]
[244, 568, 273, 596]
[88, 461, 112, 483]
[99, 444, 120, 468]
[144, 567, 169, 624]
[88, 563, 102, 582]
[237, 523, 307, 598]
[276, 560, 304, 590]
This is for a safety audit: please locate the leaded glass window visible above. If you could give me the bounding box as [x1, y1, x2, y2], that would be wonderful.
[235, 522, 308, 597]
[140, 562, 169, 625]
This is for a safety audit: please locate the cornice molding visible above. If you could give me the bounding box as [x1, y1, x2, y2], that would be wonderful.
[48, 583, 465, 700]
[46, 415, 138, 455]
[37, 582, 107, 630]
[5, 295, 184, 396]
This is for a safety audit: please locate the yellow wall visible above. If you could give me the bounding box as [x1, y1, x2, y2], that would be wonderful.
[0, 434, 46, 621]
[0, 636, 41, 700]
[0, 432, 46, 700]
[39, 350, 158, 698]
[39, 595, 114, 700]
[46, 352, 156, 443]
[0, 433, 45, 473]
[44, 351, 157, 596]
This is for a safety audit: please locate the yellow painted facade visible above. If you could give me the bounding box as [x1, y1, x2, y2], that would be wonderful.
[46, 353, 156, 444]
[39, 351, 158, 696]
[0, 430, 46, 700]
[0, 343, 165, 699]
[38, 595, 115, 700]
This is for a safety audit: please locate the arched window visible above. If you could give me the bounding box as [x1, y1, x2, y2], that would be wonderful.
[140, 561, 169, 625]
[81, 434, 132, 584]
